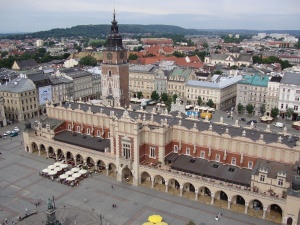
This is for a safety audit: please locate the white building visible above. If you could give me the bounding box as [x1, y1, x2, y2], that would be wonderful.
[266, 76, 282, 116]
[36, 39, 44, 47]
[278, 72, 300, 119]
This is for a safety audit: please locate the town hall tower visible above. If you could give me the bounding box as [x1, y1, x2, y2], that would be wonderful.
[101, 10, 129, 107]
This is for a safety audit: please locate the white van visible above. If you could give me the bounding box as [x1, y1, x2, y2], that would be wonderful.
[274, 122, 284, 128]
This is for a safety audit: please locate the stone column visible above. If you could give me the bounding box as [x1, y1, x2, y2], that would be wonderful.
[244, 201, 249, 214]
[46, 151, 49, 158]
[38, 148, 41, 156]
[210, 193, 215, 205]
[180, 185, 183, 196]
[106, 165, 109, 176]
[195, 188, 199, 201]
[55, 153, 58, 161]
[151, 176, 154, 188]
[165, 180, 169, 193]
[263, 207, 267, 219]
[227, 197, 231, 209]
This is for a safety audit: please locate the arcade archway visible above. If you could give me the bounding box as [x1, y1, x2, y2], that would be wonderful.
[140, 172, 151, 187]
[167, 178, 180, 196]
[40, 144, 46, 156]
[182, 182, 195, 200]
[198, 186, 212, 204]
[248, 199, 264, 218]
[231, 195, 245, 213]
[86, 157, 95, 169]
[266, 204, 282, 223]
[214, 190, 229, 209]
[153, 175, 165, 191]
[107, 163, 117, 178]
[31, 142, 38, 153]
[122, 166, 133, 184]
[66, 152, 74, 164]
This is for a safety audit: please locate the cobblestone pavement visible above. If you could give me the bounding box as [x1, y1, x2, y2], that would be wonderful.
[0, 122, 279, 225]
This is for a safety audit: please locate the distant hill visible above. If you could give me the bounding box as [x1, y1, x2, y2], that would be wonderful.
[4, 24, 203, 39]
[2, 25, 300, 39]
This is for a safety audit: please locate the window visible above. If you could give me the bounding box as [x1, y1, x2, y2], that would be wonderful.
[278, 178, 284, 186]
[200, 151, 205, 158]
[87, 128, 90, 135]
[77, 126, 80, 132]
[150, 147, 155, 158]
[248, 161, 253, 169]
[97, 130, 101, 137]
[260, 175, 265, 182]
[186, 147, 190, 155]
[174, 145, 178, 153]
[108, 132, 110, 138]
[215, 154, 220, 162]
[122, 143, 131, 159]
[231, 157, 236, 165]
[68, 124, 71, 130]
[294, 105, 298, 111]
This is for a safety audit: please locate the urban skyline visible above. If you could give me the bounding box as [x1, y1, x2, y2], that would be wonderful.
[1, 0, 300, 33]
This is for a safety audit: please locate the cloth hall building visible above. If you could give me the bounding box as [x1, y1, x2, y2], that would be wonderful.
[23, 12, 300, 225]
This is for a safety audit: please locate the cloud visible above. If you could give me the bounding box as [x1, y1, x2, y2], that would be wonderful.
[0, 0, 300, 32]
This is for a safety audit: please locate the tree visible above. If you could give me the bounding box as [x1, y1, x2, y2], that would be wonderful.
[285, 108, 294, 119]
[1, 51, 8, 58]
[197, 96, 203, 106]
[213, 70, 223, 75]
[75, 46, 82, 52]
[260, 104, 266, 115]
[237, 103, 244, 113]
[137, 91, 143, 99]
[195, 51, 206, 62]
[128, 53, 138, 60]
[245, 104, 254, 115]
[79, 55, 97, 66]
[252, 55, 262, 64]
[151, 91, 160, 101]
[230, 65, 238, 70]
[166, 96, 173, 112]
[271, 107, 279, 118]
[202, 42, 208, 48]
[206, 99, 214, 107]
[173, 51, 185, 58]
[160, 93, 168, 102]
[172, 94, 178, 103]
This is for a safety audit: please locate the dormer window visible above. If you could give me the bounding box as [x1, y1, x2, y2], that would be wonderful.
[200, 151, 205, 159]
[186, 147, 190, 155]
[215, 154, 220, 162]
[231, 157, 236, 165]
[174, 145, 178, 153]
[248, 161, 253, 169]
[68, 124, 71, 130]
[278, 178, 284, 186]
[260, 174, 265, 182]
[87, 128, 90, 135]
[77, 126, 80, 132]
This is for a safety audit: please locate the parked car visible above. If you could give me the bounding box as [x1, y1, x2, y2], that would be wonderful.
[3, 131, 12, 136]
[274, 122, 284, 128]
[246, 120, 257, 125]
[14, 127, 20, 133]
[10, 131, 18, 137]
[240, 118, 246, 122]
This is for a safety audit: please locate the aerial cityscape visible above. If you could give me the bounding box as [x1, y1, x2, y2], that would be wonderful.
[0, 1, 300, 225]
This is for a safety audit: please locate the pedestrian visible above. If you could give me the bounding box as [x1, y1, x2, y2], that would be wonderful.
[114, 203, 117, 209]
[112, 203, 114, 209]
[5, 218, 8, 223]
[25, 208, 28, 213]
[111, 185, 114, 190]
[84, 197, 87, 203]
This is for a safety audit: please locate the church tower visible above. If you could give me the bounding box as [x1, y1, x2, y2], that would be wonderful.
[101, 10, 129, 107]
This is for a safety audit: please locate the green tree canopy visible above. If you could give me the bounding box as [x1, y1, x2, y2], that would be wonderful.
[206, 99, 214, 107]
[151, 91, 160, 101]
[285, 108, 294, 119]
[197, 96, 203, 106]
[245, 104, 254, 115]
[173, 51, 185, 58]
[128, 53, 138, 60]
[172, 94, 178, 103]
[271, 107, 279, 118]
[79, 55, 97, 66]
[260, 104, 266, 115]
[237, 103, 244, 113]
[137, 91, 143, 99]
[160, 93, 168, 102]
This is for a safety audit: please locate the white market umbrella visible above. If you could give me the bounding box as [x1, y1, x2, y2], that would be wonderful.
[78, 169, 88, 174]
[65, 171, 74, 176]
[72, 173, 81, 178]
[59, 174, 68, 179]
[71, 167, 80, 172]
[54, 162, 63, 167]
[42, 168, 51, 173]
[48, 170, 57, 176]
[48, 165, 56, 170]
[60, 164, 69, 169]
[66, 177, 75, 181]
[54, 167, 63, 172]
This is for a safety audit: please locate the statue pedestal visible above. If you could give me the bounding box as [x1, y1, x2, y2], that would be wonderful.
[46, 209, 61, 225]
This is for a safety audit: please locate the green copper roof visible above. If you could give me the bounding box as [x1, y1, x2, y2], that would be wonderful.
[238, 74, 269, 87]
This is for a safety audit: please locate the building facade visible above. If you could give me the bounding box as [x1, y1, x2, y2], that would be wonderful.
[23, 101, 300, 225]
[0, 77, 39, 121]
[154, 68, 168, 95]
[266, 76, 282, 116]
[129, 64, 156, 99]
[278, 72, 300, 120]
[236, 74, 269, 115]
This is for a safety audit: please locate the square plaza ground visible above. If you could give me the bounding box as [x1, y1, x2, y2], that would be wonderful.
[0, 122, 280, 225]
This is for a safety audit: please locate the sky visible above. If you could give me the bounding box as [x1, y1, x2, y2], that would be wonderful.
[1, 0, 300, 33]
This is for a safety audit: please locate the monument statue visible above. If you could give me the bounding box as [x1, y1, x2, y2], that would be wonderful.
[47, 198, 53, 210]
